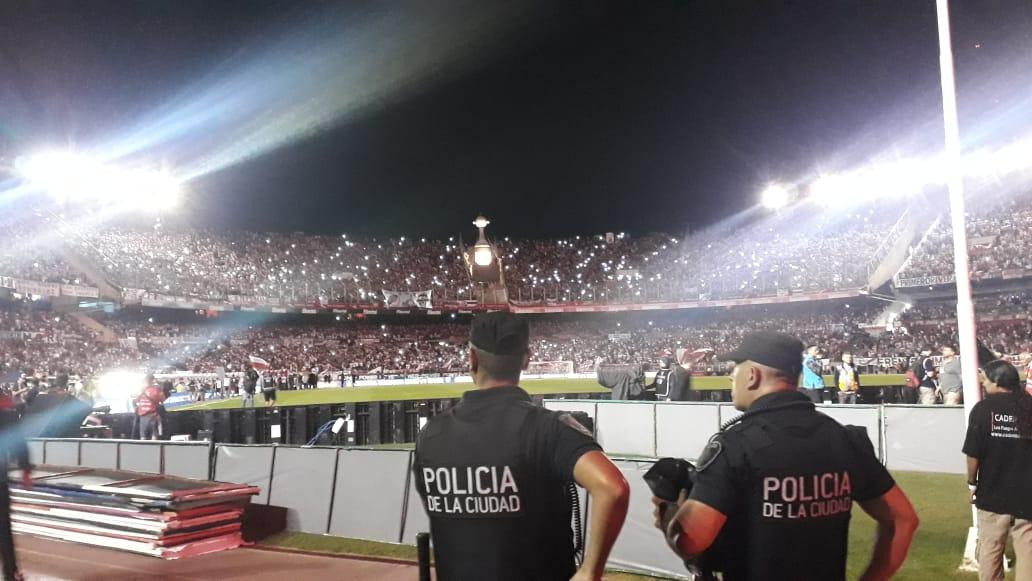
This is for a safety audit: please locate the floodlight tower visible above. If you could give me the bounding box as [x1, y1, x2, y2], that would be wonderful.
[935, 0, 981, 571]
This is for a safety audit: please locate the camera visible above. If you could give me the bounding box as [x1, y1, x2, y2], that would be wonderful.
[645, 458, 726, 581]
[643, 457, 696, 502]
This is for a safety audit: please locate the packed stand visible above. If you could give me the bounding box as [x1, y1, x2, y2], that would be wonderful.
[0, 213, 83, 284]
[897, 194, 1032, 283]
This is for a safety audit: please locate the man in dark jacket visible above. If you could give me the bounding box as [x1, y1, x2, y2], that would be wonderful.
[243, 363, 258, 408]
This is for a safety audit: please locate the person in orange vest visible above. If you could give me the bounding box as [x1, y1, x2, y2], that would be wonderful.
[0, 389, 31, 581]
[135, 375, 167, 441]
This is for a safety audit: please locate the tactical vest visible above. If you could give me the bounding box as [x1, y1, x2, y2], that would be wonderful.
[414, 398, 577, 581]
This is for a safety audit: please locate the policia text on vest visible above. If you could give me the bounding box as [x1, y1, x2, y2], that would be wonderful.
[654, 332, 919, 581]
[421, 465, 522, 516]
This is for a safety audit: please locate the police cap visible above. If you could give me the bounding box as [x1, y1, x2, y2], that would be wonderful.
[718, 331, 804, 377]
[469, 311, 529, 356]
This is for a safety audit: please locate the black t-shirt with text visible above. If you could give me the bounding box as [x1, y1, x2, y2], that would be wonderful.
[414, 386, 600, 581]
[963, 393, 1032, 519]
[689, 391, 895, 581]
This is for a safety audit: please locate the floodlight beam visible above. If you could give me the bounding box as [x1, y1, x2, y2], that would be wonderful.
[760, 183, 790, 210]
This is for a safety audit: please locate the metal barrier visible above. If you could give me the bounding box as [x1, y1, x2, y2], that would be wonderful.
[545, 400, 965, 471]
[26, 400, 968, 580]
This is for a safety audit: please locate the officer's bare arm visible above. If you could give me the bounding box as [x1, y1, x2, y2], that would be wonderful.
[856, 485, 919, 581]
[663, 499, 727, 559]
[571, 451, 630, 581]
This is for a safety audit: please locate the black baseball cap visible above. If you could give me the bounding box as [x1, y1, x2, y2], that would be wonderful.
[718, 332, 804, 377]
[469, 312, 530, 356]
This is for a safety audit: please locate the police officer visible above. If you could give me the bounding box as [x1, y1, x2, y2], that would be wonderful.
[652, 331, 919, 580]
[0, 388, 30, 581]
[414, 312, 630, 581]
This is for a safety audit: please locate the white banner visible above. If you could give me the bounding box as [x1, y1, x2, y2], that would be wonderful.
[381, 289, 432, 309]
[0, 276, 13, 289]
[60, 284, 99, 298]
[895, 274, 955, 288]
[13, 279, 61, 297]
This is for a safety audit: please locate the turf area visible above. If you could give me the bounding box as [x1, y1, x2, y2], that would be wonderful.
[174, 374, 907, 410]
[261, 471, 1000, 580]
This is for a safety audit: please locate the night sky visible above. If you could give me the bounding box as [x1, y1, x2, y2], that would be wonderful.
[2, 1, 1031, 239]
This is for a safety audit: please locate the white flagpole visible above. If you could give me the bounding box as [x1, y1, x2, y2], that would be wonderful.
[934, 0, 982, 571]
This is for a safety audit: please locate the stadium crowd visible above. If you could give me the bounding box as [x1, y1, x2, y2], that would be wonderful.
[7, 295, 1032, 392]
[898, 194, 1032, 282]
[0, 203, 907, 307]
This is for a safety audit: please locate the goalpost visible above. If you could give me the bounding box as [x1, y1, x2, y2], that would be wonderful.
[526, 361, 575, 375]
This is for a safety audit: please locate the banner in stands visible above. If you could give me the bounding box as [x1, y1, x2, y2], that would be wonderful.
[0, 277, 13, 289]
[895, 274, 955, 287]
[381, 289, 432, 309]
[60, 284, 99, 298]
[12, 279, 61, 297]
[509, 289, 861, 314]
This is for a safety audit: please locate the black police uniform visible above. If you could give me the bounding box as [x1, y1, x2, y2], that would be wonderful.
[414, 385, 600, 581]
[688, 390, 894, 580]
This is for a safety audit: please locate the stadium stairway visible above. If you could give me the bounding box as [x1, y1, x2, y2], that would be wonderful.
[69, 311, 118, 343]
[57, 246, 123, 301]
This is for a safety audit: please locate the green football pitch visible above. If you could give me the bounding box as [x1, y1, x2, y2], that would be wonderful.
[173, 374, 907, 411]
[263, 471, 990, 580]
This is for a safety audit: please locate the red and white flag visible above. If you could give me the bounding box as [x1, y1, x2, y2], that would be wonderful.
[249, 355, 270, 371]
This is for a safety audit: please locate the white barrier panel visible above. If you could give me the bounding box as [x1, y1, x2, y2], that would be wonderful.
[163, 443, 212, 480]
[402, 471, 431, 545]
[655, 403, 721, 461]
[79, 441, 118, 469]
[329, 449, 412, 543]
[596, 402, 656, 457]
[718, 404, 742, 427]
[815, 405, 883, 461]
[119, 443, 161, 473]
[884, 405, 966, 474]
[27, 441, 44, 466]
[268, 447, 339, 533]
[44, 441, 78, 466]
[543, 400, 598, 422]
[214, 445, 275, 504]
[605, 460, 690, 579]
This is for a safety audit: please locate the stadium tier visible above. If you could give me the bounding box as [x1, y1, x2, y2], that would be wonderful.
[4, 294, 1032, 399]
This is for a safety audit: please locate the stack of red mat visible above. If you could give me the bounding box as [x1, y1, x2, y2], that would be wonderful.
[8, 465, 260, 559]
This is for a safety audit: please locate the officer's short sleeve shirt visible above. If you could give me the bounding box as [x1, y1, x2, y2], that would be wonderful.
[542, 411, 602, 481]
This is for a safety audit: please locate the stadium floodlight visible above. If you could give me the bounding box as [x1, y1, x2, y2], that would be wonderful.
[15, 150, 181, 211]
[759, 183, 790, 210]
[94, 370, 146, 413]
